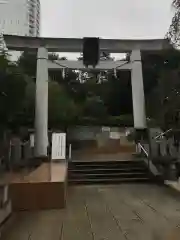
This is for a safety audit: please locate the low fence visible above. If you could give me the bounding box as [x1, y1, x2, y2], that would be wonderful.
[0, 132, 69, 169]
[9, 139, 34, 167]
[0, 139, 34, 170]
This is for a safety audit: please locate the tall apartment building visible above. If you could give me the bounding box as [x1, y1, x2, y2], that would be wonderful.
[0, 0, 40, 37]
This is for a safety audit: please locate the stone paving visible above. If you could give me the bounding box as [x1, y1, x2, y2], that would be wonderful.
[2, 184, 180, 240]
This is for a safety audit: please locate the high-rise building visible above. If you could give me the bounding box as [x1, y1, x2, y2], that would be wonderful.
[0, 0, 40, 37]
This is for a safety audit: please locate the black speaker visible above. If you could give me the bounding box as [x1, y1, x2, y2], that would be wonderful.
[83, 37, 99, 67]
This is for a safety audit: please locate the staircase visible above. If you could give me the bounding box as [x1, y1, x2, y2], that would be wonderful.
[68, 160, 153, 184]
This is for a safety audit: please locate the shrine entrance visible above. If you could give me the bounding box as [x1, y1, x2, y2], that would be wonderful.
[4, 35, 171, 159]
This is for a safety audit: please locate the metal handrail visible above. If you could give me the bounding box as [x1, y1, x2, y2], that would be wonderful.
[154, 129, 173, 140]
[138, 143, 149, 157]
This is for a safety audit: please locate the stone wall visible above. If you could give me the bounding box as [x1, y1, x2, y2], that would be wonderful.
[67, 126, 135, 153]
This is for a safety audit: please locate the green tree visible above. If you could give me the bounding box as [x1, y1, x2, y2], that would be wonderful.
[18, 79, 36, 126]
[0, 53, 27, 130]
[48, 82, 78, 128]
[17, 51, 62, 78]
[82, 95, 108, 118]
[15, 79, 79, 129]
[144, 49, 180, 128]
[17, 50, 37, 77]
[168, 0, 180, 45]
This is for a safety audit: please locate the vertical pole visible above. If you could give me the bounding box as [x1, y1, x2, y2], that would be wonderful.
[34, 47, 49, 158]
[69, 144, 72, 160]
[130, 49, 147, 129]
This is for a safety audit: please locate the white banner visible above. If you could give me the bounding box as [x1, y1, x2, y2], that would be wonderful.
[51, 133, 66, 160]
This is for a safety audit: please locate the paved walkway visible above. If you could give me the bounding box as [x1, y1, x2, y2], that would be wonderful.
[2, 184, 180, 240]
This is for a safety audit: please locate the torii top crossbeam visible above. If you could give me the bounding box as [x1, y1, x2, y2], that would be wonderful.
[3, 34, 172, 53]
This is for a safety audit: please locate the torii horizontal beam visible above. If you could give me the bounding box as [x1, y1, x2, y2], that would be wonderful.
[3, 34, 172, 53]
[48, 60, 132, 71]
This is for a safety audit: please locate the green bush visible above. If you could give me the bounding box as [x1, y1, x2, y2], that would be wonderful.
[70, 115, 134, 127]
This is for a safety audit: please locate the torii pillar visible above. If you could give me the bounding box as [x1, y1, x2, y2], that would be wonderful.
[34, 46, 49, 159]
[130, 49, 147, 130]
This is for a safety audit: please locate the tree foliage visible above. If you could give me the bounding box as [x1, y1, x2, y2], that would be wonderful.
[3, 45, 180, 130]
[17, 51, 37, 77]
[168, 0, 180, 45]
[82, 96, 108, 118]
[48, 81, 78, 127]
[144, 49, 180, 128]
[17, 51, 61, 78]
[0, 54, 27, 129]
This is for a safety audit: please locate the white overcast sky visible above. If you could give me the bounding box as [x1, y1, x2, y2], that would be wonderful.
[40, 0, 173, 58]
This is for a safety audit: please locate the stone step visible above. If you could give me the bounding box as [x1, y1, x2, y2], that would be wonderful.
[68, 160, 152, 184]
[68, 177, 152, 185]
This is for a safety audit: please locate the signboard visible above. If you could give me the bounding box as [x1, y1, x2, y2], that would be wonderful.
[51, 133, 66, 160]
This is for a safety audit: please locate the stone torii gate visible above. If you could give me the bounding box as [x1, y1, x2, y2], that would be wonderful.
[4, 35, 171, 159]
